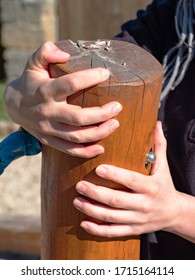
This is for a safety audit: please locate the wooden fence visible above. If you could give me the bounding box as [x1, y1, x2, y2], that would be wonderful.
[58, 0, 151, 41]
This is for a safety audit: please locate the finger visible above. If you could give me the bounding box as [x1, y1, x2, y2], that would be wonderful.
[95, 164, 149, 193]
[52, 101, 123, 126]
[155, 121, 167, 158]
[48, 67, 110, 100]
[28, 41, 70, 71]
[80, 221, 138, 238]
[152, 121, 168, 174]
[73, 197, 140, 224]
[42, 118, 120, 143]
[75, 180, 143, 210]
[37, 133, 105, 158]
[36, 91, 122, 126]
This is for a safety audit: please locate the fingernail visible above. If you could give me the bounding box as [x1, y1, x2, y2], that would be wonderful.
[109, 120, 120, 132]
[96, 165, 107, 176]
[73, 199, 82, 210]
[101, 69, 110, 80]
[80, 221, 89, 231]
[56, 50, 70, 58]
[93, 145, 105, 155]
[112, 103, 123, 115]
[76, 182, 86, 194]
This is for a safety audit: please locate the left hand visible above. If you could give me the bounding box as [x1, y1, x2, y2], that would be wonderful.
[73, 121, 182, 237]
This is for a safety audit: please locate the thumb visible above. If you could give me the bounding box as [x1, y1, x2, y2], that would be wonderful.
[152, 121, 168, 174]
[28, 41, 70, 71]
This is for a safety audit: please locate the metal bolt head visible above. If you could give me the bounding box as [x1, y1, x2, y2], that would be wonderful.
[146, 151, 156, 164]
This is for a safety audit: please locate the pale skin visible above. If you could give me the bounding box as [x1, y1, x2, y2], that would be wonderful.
[73, 122, 195, 244]
[4, 41, 122, 158]
[4, 42, 195, 243]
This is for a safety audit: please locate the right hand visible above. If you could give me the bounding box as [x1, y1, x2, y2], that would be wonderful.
[3, 41, 123, 158]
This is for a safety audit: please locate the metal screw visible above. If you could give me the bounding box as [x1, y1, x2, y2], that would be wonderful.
[145, 151, 156, 168]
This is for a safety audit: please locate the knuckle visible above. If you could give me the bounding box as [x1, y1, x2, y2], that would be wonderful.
[65, 75, 78, 94]
[140, 201, 151, 215]
[130, 225, 143, 236]
[70, 110, 83, 126]
[126, 172, 136, 187]
[37, 41, 50, 55]
[36, 84, 50, 101]
[68, 132, 82, 143]
[39, 135, 49, 146]
[37, 120, 51, 135]
[39, 41, 56, 58]
[42, 41, 53, 50]
[29, 41, 52, 66]
[100, 212, 114, 223]
[36, 104, 48, 118]
[152, 185, 160, 197]
[138, 202, 155, 225]
[106, 231, 116, 239]
[107, 194, 121, 208]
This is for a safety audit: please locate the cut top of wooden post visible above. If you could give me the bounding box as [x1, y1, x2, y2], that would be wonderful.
[50, 39, 163, 86]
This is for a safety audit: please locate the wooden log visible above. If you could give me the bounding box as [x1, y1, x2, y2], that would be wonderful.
[41, 40, 163, 260]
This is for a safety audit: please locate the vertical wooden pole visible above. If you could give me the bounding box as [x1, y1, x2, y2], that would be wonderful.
[58, 0, 151, 40]
[41, 40, 163, 259]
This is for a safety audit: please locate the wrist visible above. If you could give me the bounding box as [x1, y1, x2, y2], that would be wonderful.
[164, 191, 195, 243]
[3, 80, 22, 123]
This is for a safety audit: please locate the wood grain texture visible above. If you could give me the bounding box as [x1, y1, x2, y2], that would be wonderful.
[41, 40, 163, 260]
[58, 0, 152, 40]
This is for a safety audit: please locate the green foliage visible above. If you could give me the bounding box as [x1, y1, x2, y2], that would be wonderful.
[0, 82, 10, 121]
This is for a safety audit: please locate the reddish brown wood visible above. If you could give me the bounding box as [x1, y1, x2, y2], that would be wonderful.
[41, 40, 163, 259]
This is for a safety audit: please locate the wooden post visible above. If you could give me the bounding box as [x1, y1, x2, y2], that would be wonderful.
[41, 40, 163, 259]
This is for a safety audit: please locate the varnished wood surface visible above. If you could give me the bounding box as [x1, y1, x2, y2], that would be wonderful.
[41, 40, 163, 259]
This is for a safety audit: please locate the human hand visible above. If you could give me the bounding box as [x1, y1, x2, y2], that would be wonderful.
[73, 121, 184, 237]
[4, 41, 122, 158]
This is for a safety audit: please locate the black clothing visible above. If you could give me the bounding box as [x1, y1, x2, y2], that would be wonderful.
[117, 0, 195, 259]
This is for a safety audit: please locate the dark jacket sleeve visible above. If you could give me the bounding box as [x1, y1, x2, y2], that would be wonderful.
[115, 0, 178, 63]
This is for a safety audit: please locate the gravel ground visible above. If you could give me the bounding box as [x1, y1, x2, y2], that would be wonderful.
[0, 123, 41, 217]
[0, 154, 41, 217]
[0, 122, 41, 259]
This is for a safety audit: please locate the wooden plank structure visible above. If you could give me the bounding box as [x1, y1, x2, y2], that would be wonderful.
[41, 39, 163, 260]
[58, 0, 151, 40]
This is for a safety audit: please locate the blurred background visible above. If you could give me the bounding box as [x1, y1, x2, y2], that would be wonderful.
[0, 0, 151, 259]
